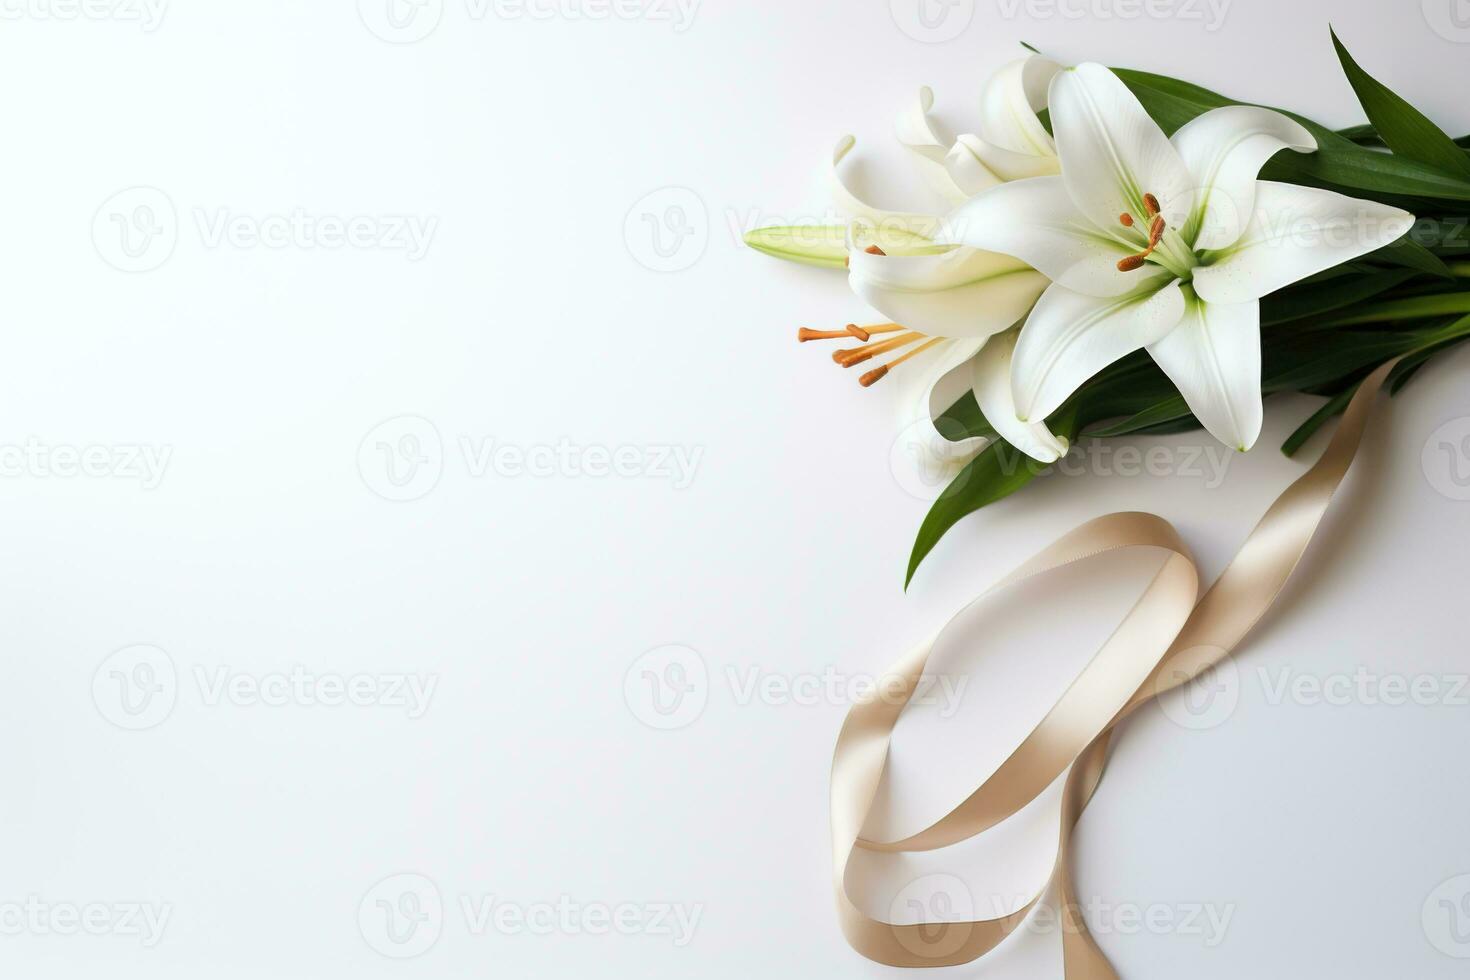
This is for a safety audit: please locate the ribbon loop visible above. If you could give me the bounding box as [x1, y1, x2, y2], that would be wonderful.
[832, 360, 1398, 974]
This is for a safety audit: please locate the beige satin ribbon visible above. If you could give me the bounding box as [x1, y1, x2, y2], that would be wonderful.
[832, 359, 1399, 976]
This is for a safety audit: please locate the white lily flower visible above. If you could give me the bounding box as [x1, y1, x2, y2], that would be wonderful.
[817, 54, 1071, 468]
[946, 62, 1416, 452]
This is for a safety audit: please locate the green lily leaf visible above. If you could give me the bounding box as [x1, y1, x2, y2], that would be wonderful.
[1281, 383, 1358, 457]
[1317, 292, 1470, 326]
[1261, 268, 1418, 326]
[1264, 331, 1418, 391]
[1282, 317, 1470, 454]
[1330, 28, 1470, 182]
[1337, 124, 1470, 149]
[1115, 69, 1470, 203]
[1086, 396, 1191, 437]
[1368, 236, 1454, 277]
[905, 407, 1080, 589]
[932, 391, 997, 443]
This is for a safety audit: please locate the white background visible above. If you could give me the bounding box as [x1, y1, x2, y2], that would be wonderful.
[0, 0, 1468, 976]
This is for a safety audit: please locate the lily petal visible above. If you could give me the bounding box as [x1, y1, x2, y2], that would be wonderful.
[944, 176, 1165, 297]
[973, 330, 1068, 463]
[1146, 291, 1263, 452]
[923, 337, 988, 424]
[978, 55, 1061, 158]
[951, 133, 1060, 183]
[1011, 279, 1187, 422]
[1171, 105, 1316, 250]
[946, 137, 1009, 197]
[830, 135, 942, 240]
[892, 338, 990, 495]
[1192, 181, 1415, 304]
[1049, 63, 1195, 235]
[848, 245, 1049, 339]
[896, 87, 985, 205]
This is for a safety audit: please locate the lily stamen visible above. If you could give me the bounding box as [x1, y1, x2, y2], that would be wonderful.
[1148, 214, 1166, 247]
[835, 331, 924, 367]
[859, 337, 945, 387]
[1116, 198, 1170, 272]
[845, 243, 889, 268]
[795, 323, 904, 344]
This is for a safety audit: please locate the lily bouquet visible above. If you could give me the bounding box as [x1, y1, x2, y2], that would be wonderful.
[747, 32, 1470, 586]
